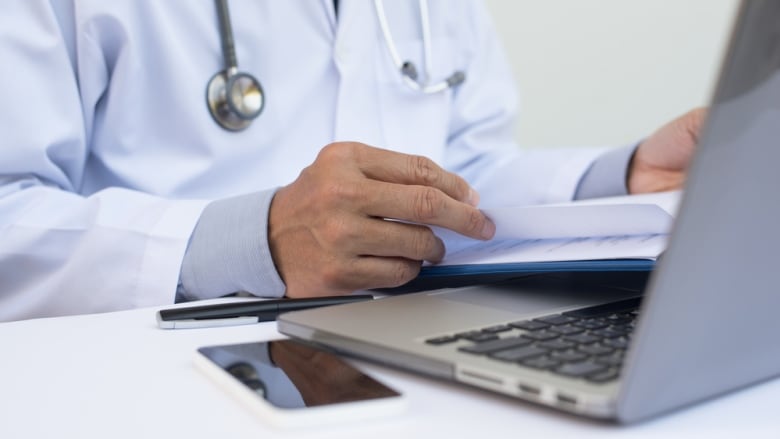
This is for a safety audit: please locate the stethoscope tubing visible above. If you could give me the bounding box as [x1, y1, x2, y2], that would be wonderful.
[208, 0, 465, 131]
[216, 0, 238, 71]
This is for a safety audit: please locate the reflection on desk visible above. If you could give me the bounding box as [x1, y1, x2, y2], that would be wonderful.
[1, 299, 778, 439]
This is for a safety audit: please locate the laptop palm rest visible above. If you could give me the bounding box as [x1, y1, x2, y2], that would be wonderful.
[432, 272, 646, 315]
[278, 273, 646, 378]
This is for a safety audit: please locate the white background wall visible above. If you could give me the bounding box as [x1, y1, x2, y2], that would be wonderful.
[483, 0, 739, 148]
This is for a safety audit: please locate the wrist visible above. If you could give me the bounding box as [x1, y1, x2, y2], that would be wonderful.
[627, 148, 685, 194]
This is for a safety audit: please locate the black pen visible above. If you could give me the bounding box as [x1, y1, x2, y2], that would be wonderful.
[156, 295, 374, 329]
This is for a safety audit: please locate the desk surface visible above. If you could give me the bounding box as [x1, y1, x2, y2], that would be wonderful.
[1, 300, 778, 438]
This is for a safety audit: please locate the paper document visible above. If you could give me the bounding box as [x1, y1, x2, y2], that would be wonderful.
[430, 191, 681, 268]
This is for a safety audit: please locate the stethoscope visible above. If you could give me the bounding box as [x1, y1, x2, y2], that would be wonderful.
[206, 0, 467, 131]
[206, 0, 264, 131]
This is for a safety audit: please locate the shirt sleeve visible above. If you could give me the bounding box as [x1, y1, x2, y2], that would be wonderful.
[179, 190, 287, 301]
[573, 144, 637, 200]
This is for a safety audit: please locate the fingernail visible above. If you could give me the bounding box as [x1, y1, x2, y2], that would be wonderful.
[481, 217, 496, 240]
[468, 189, 480, 207]
[431, 236, 446, 263]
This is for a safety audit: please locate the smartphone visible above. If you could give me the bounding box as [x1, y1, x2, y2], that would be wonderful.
[194, 339, 406, 428]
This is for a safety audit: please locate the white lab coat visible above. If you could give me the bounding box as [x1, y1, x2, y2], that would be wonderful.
[0, 0, 606, 320]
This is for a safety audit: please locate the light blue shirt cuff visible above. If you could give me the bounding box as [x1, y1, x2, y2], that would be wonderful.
[573, 144, 638, 200]
[178, 190, 286, 301]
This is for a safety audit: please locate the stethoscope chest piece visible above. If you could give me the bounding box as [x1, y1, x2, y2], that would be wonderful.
[207, 0, 265, 132]
[207, 69, 265, 131]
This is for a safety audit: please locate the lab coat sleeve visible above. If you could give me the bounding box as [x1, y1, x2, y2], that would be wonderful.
[0, 1, 209, 321]
[443, 0, 617, 208]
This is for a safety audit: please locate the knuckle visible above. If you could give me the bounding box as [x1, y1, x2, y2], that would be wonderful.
[320, 142, 346, 157]
[320, 256, 362, 291]
[408, 155, 440, 186]
[320, 262, 346, 289]
[412, 187, 445, 221]
[452, 176, 471, 201]
[466, 208, 485, 235]
[410, 229, 437, 259]
[317, 143, 339, 162]
[389, 260, 420, 287]
[318, 141, 358, 163]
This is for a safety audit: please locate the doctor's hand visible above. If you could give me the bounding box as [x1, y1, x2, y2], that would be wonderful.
[268, 142, 495, 298]
[628, 107, 707, 194]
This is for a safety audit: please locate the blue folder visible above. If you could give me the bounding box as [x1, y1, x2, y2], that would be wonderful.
[381, 258, 656, 294]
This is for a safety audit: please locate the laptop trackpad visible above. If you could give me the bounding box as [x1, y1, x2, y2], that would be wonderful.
[431, 273, 647, 316]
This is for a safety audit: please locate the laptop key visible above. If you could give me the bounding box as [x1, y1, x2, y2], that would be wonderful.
[605, 314, 633, 325]
[550, 350, 588, 363]
[596, 353, 625, 367]
[577, 344, 614, 356]
[481, 324, 513, 333]
[573, 319, 610, 330]
[564, 333, 601, 345]
[608, 324, 633, 335]
[509, 320, 550, 331]
[537, 339, 575, 351]
[458, 336, 532, 355]
[455, 330, 483, 338]
[521, 355, 561, 370]
[534, 315, 579, 326]
[521, 330, 561, 341]
[489, 345, 548, 362]
[589, 328, 625, 338]
[425, 335, 459, 345]
[462, 332, 500, 343]
[587, 369, 620, 383]
[603, 337, 630, 349]
[454, 330, 499, 343]
[549, 325, 585, 336]
[556, 360, 608, 378]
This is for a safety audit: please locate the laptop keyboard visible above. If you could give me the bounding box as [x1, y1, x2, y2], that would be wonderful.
[424, 297, 641, 384]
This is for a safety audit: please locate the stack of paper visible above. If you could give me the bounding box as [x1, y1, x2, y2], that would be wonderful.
[422, 191, 681, 277]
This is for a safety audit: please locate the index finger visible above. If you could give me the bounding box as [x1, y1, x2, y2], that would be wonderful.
[355, 145, 480, 207]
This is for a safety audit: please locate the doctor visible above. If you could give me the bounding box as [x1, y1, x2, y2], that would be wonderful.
[0, 0, 702, 321]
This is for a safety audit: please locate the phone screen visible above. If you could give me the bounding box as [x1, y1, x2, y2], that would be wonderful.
[197, 339, 401, 410]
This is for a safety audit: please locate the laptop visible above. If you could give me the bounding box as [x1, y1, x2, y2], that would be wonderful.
[278, 0, 780, 423]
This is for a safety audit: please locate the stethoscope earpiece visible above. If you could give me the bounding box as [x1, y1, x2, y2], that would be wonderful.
[376, 0, 467, 94]
[401, 61, 419, 81]
[446, 71, 466, 88]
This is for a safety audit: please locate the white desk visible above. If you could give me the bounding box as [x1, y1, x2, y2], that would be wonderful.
[1, 301, 778, 438]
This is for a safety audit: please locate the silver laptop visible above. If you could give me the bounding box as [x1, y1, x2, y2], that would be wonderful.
[278, 0, 780, 423]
